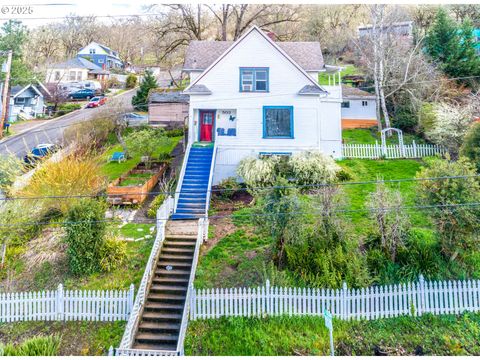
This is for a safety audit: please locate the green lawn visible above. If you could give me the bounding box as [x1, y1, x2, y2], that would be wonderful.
[100, 136, 181, 181]
[0, 321, 124, 355]
[342, 128, 426, 145]
[318, 64, 361, 85]
[185, 312, 480, 356]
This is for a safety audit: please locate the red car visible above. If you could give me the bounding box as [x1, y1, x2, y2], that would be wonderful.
[86, 96, 107, 108]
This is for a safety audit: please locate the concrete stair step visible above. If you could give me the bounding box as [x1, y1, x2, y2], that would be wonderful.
[142, 311, 183, 321]
[135, 333, 178, 343]
[132, 342, 177, 351]
[147, 293, 185, 303]
[139, 321, 181, 332]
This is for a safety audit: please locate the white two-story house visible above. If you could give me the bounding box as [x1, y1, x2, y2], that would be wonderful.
[181, 26, 343, 185]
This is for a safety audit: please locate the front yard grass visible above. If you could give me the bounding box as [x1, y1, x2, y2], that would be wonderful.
[343, 128, 426, 145]
[185, 312, 480, 356]
[0, 320, 124, 355]
[100, 135, 182, 181]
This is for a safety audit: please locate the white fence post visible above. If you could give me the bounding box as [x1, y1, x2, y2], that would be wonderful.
[418, 275, 425, 316]
[57, 284, 64, 321]
[128, 284, 135, 316]
[341, 282, 348, 320]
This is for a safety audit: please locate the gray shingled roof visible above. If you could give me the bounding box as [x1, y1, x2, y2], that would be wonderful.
[149, 91, 190, 104]
[183, 84, 212, 95]
[184, 40, 324, 72]
[51, 57, 101, 70]
[342, 85, 376, 99]
[298, 85, 327, 95]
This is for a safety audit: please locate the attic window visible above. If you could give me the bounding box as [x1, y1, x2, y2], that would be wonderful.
[89, 49, 96, 54]
[240, 67, 269, 92]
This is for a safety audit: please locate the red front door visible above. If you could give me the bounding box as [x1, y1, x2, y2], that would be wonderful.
[200, 111, 214, 142]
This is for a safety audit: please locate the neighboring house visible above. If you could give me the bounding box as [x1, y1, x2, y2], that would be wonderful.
[358, 21, 414, 38]
[45, 57, 109, 84]
[8, 82, 50, 122]
[182, 25, 343, 184]
[77, 42, 123, 69]
[341, 85, 377, 129]
[148, 91, 189, 127]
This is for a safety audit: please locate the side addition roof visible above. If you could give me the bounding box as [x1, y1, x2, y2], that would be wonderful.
[149, 91, 190, 103]
[342, 85, 376, 100]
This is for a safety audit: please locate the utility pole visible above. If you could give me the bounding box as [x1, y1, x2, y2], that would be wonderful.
[0, 50, 13, 139]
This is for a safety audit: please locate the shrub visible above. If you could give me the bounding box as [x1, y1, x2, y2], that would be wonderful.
[126, 74, 138, 89]
[56, 103, 81, 116]
[64, 199, 107, 275]
[258, 178, 302, 267]
[289, 151, 340, 186]
[416, 157, 480, 259]
[1, 335, 61, 356]
[165, 128, 184, 137]
[125, 128, 170, 160]
[392, 107, 417, 132]
[417, 102, 436, 134]
[366, 181, 409, 262]
[424, 102, 474, 154]
[0, 200, 43, 246]
[64, 117, 115, 151]
[18, 155, 106, 214]
[460, 123, 480, 172]
[336, 167, 354, 182]
[237, 156, 277, 191]
[147, 194, 166, 219]
[99, 237, 127, 272]
[214, 177, 241, 200]
[0, 154, 24, 193]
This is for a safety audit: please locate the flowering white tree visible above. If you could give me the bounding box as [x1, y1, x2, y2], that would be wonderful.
[425, 102, 474, 154]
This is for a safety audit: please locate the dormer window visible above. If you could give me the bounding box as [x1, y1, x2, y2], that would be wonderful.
[240, 67, 269, 92]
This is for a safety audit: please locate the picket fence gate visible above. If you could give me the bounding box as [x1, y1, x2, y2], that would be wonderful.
[0, 284, 134, 322]
[342, 141, 446, 159]
[190, 277, 480, 321]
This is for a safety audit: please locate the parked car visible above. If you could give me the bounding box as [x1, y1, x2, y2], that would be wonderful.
[123, 112, 148, 126]
[86, 96, 107, 108]
[23, 143, 59, 165]
[67, 88, 96, 100]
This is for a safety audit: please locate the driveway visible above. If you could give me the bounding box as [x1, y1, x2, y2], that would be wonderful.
[0, 89, 135, 158]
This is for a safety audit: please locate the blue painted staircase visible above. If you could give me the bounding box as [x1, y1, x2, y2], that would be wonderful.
[172, 146, 214, 220]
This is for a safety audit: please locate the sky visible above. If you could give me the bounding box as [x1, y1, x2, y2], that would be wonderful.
[0, 0, 152, 28]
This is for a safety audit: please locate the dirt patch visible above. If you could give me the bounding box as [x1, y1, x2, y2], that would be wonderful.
[21, 228, 66, 271]
[1, 228, 69, 293]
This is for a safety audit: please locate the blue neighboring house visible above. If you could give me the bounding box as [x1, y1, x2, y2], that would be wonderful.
[77, 42, 123, 70]
[8, 82, 50, 122]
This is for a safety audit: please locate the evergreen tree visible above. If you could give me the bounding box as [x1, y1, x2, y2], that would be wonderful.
[425, 8, 480, 84]
[132, 70, 158, 111]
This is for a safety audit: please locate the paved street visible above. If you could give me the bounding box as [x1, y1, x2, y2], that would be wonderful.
[0, 90, 135, 158]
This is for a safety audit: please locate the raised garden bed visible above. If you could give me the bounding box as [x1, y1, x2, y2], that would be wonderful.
[107, 161, 168, 205]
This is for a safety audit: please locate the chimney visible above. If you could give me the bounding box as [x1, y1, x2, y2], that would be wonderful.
[264, 30, 277, 41]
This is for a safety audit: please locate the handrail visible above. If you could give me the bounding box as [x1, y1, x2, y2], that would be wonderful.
[117, 196, 174, 351]
[173, 142, 192, 213]
[176, 217, 206, 355]
[205, 142, 218, 217]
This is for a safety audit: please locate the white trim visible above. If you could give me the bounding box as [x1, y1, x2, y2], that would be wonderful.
[184, 26, 325, 93]
[12, 84, 43, 99]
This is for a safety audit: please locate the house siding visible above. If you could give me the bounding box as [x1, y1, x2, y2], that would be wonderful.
[149, 103, 189, 126]
[186, 29, 342, 184]
[341, 98, 377, 128]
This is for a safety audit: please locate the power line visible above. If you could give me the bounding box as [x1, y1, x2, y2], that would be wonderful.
[1, 174, 479, 202]
[2, 200, 480, 229]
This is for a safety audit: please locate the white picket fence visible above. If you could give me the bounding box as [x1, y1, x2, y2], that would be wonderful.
[0, 284, 134, 322]
[342, 141, 446, 159]
[190, 277, 480, 321]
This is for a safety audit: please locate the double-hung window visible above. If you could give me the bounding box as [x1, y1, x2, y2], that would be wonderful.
[240, 67, 269, 92]
[263, 106, 294, 139]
